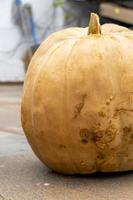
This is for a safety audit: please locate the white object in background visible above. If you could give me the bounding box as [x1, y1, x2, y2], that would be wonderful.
[0, 0, 24, 82]
[0, 0, 64, 82]
[0, 58, 25, 82]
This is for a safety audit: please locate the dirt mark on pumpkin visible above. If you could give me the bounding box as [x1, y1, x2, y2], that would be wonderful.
[74, 94, 87, 119]
[115, 108, 133, 113]
[113, 107, 133, 118]
[59, 144, 66, 149]
[93, 123, 117, 149]
[80, 128, 93, 144]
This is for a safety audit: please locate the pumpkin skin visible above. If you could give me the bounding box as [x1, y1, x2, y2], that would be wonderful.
[21, 14, 133, 174]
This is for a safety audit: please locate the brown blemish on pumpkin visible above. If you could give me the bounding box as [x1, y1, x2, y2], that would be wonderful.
[102, 162, 119, 171]
[98, 110, 106, 117]
[123, 125, 132, 134]
[101, 105, 105, 109]
[97, 122, 101, 126]
[80, 161, 88, 168]
[81, 139, 88, 144]
[96, 152, 105, 169]
[113, 107, 133, 119]
[97, 152, 105, 160]
[80, 160, 96, 172]
[122, 125, 133, 144]
[59, 144, 66, 149]
[98, 54, 103, 60]
[93, 123, 117, 149]
[105, 96, 113, 106]
[130, 133, 133, 139]
[106, 99, 110, 105]
[80, 128, 93, 144]
[115, 107, 133, 114]
[109, 96, 113, 101]
[74, 94, 87, 118]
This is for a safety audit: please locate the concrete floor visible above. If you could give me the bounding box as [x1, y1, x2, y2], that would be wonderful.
[0, 84, 133, 200]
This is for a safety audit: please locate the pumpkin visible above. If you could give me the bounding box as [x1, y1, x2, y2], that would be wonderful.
[21, 13, 133, 174]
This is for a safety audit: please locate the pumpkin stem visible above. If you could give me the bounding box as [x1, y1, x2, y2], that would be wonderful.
[88, 13, 101, 35]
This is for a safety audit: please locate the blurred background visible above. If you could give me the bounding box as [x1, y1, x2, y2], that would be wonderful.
[0, 0, 133, 82]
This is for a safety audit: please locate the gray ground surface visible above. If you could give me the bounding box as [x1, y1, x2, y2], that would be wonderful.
[0, 84, 133, 200]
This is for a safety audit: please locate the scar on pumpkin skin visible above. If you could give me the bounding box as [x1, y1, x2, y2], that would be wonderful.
[59, 144, 66, 149]
[74, 94, 87, 119]
[80, 128, 94, 144]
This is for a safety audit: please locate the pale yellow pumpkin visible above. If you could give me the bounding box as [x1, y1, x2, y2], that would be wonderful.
[21, 13, 133, 174]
